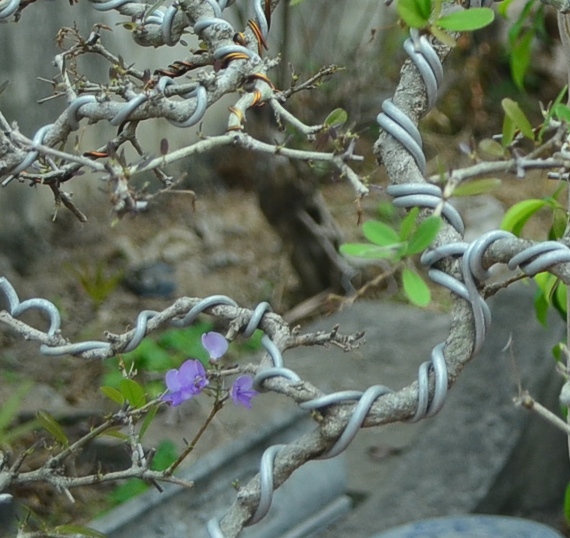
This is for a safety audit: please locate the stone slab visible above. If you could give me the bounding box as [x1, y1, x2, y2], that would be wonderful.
[324, 285, 568, 537]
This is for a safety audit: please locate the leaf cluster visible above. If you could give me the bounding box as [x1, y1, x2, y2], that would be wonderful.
[397, 0, 494, 46]
[340, 207, 441, 306]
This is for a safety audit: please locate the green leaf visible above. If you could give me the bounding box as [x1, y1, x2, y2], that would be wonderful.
[399, 207, 420, 241]
[101, 428, 129, 440]
[563, 482, 570, 525]
[501, 98, 534, 140]
[501, 199, 547, 236]
[397, 0, 431, 28]
[452, 178, 502, 197]
[510, 30, 533, 91]
[54, 525, 106, 538]
[377, 201, 397, 221]
[0, 419, 40, 445]
[498, 0, 516, 18]
[533, 271, 553, 296]
[429, 25, 457, 47]
[158, 322, 213, 360]
[436, 7, 494, 31]
[402, 268, 431, 306]
[125, 339, 173, 371]
[289, 0, 304, 5]
[100, 386, 125, 405]
[502, 112, 516, 147]
[37, 411, 69, 446]
[478, 138, 505, 158]
[551, 208, 568, 240]
[151, 440, 178, 471]
[553, 103, 570, 123]
[362, 220, 400, 246]
[0, 381, 32, 435]
[554, 281, 567, 318]
[339, 243, 399, 260]
[324, 108, 348, 128]
[139, 405, 158, 440]
[107, 479, 148, 506]
[552, 342, 565, 363]
[119, 379, 146, 409]
[539, 85, 567, 143]
[534, 289, 549, 327]
[406, 216, 441, 255]
[507, 0, 535, 46]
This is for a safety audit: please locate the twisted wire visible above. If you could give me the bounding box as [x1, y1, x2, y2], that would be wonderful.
[0, 277, 242, 357]
[91, 0, 134, 10]
[0, 0, 19, 19]
[86, 0, 265, 128]
[5, 227, 570, 535]
[3, 1, 544, 535]
[1, 0, 268, 180]
[2, 124, 54, 186]
[376, 30, 443, 175]
[508, 241, 570, 275]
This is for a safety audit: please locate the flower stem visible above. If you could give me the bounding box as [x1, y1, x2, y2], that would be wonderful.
[164, 399, 225, 476]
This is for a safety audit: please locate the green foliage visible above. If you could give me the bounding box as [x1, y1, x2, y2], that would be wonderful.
[324, 108, 348, 129]
[436, 8, 495, 32]
[501, 195, 565, 237]
[478, 139, 506, 159]
[537, 85, 567, 143]
[139, 404, 158, 440]
[100, 385, 124, 405]
[340, 208, 441, 306]
[397, 0, 432, 28]
[119, 379, 146, 409]
[564, 481, 570, 525]
[402, 267, 432, 306]
[503, 189, 570, 326]
[37, 411, 69, 447]
[102, 322, 263, 401]
[501, 199, 549, 236]
[0, 381, 39, 445]
[363, 220, 401, 246]
[452, 178, 502, 197]
[500, 0, 546, 90]
[554, 103, 570, 123]
[68, 262, 124, 309]
[397, 0, 494, 46]
[106, 478, 148, 507]
[151, 439, 178, 470]
[101, 321, 214, 390]
[534, 272, 567, 324]
[501, 98, 534, 145]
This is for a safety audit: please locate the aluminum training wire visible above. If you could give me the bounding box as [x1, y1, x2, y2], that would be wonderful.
[3, 0, 570, 535]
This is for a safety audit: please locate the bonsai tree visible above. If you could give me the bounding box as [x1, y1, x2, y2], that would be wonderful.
[1, 0, 570, 536]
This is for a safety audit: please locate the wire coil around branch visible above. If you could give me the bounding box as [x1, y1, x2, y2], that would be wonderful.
[0, 0, 19, 19]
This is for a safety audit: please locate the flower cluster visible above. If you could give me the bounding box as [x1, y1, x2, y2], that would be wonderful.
[161, 359, 208, 406]
[161, 331, 258, 409]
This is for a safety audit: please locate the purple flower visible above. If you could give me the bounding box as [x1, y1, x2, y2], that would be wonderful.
[162, 359, 209, 406]
[202, 332, 228, 361]
[230, 376, 258, 409]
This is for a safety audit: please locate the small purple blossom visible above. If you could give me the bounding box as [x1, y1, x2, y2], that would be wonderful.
[230, 375, 258, 409]
[202, 332, 228, 361]
[162, 359, 209, 406]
